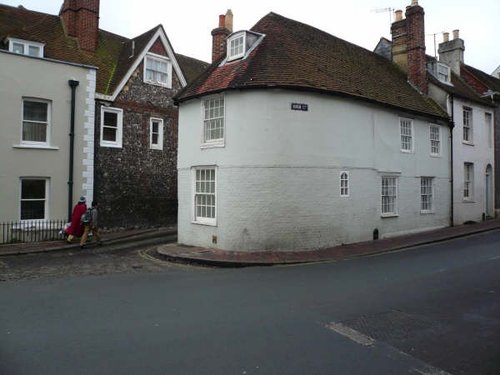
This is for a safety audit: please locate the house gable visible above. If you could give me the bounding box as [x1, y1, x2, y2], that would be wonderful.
[96, 27, 187, 102]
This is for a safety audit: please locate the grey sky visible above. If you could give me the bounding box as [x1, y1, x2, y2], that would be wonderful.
[2, 0, 499, 74]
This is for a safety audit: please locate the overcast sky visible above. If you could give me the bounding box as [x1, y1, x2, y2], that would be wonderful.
[3, 0, 499, 74]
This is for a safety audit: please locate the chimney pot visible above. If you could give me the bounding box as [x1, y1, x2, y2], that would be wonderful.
[395, 10, 403, 21]
[218, 15, 225, 28]
[443, 32, 449, 42]
[225, 9, 233, 32]
[453, 29, 459, 39]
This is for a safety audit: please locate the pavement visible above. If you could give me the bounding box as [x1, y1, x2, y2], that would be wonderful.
[1, 219, 499, 267]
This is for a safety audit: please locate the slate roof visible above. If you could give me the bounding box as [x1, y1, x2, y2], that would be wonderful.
[0, 4, 208, 95]
[176, 12, 448, 121]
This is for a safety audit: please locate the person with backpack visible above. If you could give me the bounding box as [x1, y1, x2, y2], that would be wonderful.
[65, 196, 87, 243]
[80, 201, 102, 248]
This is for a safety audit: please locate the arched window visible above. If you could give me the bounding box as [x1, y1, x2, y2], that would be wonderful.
[340, 172, 349, 197]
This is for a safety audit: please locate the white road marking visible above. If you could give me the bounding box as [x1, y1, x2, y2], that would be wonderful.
[325, 322, 375, 346]
[488, 255, 500, 260]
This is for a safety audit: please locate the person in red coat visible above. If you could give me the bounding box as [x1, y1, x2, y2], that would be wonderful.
[65, 196, 87, 243]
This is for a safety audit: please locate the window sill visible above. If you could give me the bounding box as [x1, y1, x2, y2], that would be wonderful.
[201, 142, 225, 149]
[462, 141, 474, 146]
[462, 199, 475, 203]
[430, 154, 441, 158]
[144, 80, 171, 89]
[420, 211, 435, 215]
[400, 149, 413, 154]
[381, 213, 399, 218]
[100, 142, 122, 149]
[13, 144, 59, 150]
[191, 220, 217, 227]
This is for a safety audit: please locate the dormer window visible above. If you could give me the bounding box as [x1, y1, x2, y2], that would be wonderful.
[427, 61, 451, 84]
[8, 38, 44, 58]
[226, 31, 264, 62]
[437, 63, 450, 83]
[228, 33, 245, 61]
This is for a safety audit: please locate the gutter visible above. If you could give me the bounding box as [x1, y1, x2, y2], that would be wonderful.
[67, 80, 80, 221]
[449, 94, 455, 227]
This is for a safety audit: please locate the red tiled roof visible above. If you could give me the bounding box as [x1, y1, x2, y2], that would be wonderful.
[177, 12, 448, 121]
[0, 4, 208, 95]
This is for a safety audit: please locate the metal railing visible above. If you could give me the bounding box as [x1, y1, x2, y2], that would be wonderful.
[0, 219, 67, 245]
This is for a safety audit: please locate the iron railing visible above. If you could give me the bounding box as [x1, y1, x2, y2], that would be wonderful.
[0, 219, 67, 245]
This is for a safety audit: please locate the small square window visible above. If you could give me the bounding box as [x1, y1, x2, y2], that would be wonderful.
[144, 54, 171, 88]
[100, 107, 123, 148]
[20, 178, 48, 221]
[22, 99, 50, 145]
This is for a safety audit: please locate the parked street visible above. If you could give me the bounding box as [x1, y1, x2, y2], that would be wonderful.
[1, 230, 499, 375]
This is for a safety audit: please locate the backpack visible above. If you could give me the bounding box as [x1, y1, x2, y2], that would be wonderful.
[81, 208, 92, 224]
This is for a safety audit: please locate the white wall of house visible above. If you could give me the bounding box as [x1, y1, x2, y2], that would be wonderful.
[0, 51, 96, 222]
[178, 89, 451, 251]
[450, 96, 496, 223]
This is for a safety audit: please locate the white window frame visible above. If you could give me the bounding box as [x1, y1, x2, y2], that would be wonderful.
[436, 63, 450, 83]
[143, 53, 172, 88]
[463, 162, 474, 200]
[381, 176, 398, 217]
[400, 118, 413, 153]
[8, 37, 44, 57]
[340, 171, 349, 197]
[21, 98, 51, 146]
[430, 124, 441, 156]
[227, 32, 246, 61]
[420, 177, 434, 213]
[192, 167, 217, 226]
[485, 112, 493, 148]
[19, 178, 49, 222]
[202, 95, 225, 147]
[463, 106, 473, 143]
[150, 117, 164, 150]
[100, 107, 123, 148]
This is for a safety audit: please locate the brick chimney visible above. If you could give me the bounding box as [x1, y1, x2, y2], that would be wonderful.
[438, 29, 464, 75]
[391, 1, 427, 94]
[211, 10, 232, 62]
[60, 0, 100, 52]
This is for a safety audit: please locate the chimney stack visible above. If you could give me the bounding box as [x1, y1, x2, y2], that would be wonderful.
[60, 0, 100, 52]
[211, 10, 232, 62]
[390, 2, 427, 94]
[438, 29, 465, 75]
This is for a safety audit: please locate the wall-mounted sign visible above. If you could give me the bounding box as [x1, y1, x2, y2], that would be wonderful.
[291, 103, 308, 111]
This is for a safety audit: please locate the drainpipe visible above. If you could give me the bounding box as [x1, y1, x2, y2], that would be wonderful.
[449, 95, 455, 226]
[68, 80, 80, 221]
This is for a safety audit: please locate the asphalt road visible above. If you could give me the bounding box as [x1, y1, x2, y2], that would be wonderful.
[1, 230, 499, 375]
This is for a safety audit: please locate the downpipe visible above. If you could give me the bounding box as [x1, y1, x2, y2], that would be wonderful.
[68, 80, 80, 221]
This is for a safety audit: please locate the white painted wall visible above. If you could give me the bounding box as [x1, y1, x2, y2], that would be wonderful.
[178, 89, 451, 251]
[451, 96, 495, 223]
[0, 51, 96, 221]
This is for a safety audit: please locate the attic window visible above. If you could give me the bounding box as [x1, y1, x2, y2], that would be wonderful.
[227, 32, 245, 61]
[437, 63, 450, 83]
[8, 38, 44, 58]
[144, 53, 172, 88]
[225, 31, 264, 62]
